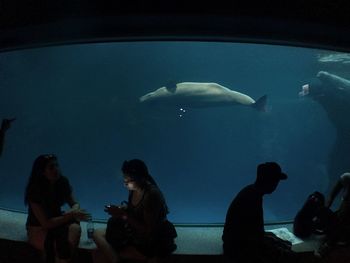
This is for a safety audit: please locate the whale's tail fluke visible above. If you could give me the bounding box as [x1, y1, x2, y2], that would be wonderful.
[252, 95, 267, 112]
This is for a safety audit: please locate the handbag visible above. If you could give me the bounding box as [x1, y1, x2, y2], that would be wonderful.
[105, 217, 132, 249]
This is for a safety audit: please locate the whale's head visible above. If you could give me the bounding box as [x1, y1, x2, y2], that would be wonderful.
[299, 78, 325, 98]
[139, 92, 155, 103]
[317, 71, 331, 82]
[139, 87, 169, 104]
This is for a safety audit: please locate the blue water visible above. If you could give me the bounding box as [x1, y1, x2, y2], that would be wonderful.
[0, 42, 336, 223]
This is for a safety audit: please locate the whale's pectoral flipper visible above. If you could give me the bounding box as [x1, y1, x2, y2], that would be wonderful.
[252, 95, 268, 112]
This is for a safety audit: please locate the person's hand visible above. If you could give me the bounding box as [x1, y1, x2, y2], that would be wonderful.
[104, 205, 127, 218]
[70, 208, 91, 221]
[66, 205, 81, 214]
[1, 118, 15, 132]
[69, 203, 80, 211]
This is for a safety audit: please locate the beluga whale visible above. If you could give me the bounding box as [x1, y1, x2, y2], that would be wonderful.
[299, 71, 350, 187]
[139, 82, 267, 112]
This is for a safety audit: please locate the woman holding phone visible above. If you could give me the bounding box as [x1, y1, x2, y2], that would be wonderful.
[93, 159, 177, 263]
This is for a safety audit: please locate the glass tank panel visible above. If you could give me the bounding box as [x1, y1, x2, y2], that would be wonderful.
[1, 42, 348, 223]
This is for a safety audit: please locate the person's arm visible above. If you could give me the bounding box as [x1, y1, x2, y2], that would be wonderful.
[0, 128, 5, 157]
[66, 194, 80, 209]
[106, 191, 162, 235]
[66, 193, 91, 221]
[0, 118, 15, 157]
[105, 204, 148, 234]
[30, 202, 77, 229]
[62, 177, 91, 219]
[326, 180, 343, 208]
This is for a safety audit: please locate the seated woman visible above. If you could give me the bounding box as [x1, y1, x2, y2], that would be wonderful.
[93, 159, 177, 263]
[24, 154, 90, 263]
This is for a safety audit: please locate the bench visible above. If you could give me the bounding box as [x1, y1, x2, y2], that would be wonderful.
[0, 208, 334, 263]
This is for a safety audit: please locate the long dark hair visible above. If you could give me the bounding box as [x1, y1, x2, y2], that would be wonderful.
[122, 159, 169, 213]
[24, 154, 64, 205]
[122, 159, 158, 189]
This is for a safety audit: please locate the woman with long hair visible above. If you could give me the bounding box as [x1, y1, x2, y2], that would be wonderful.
[93, 159, 177, 263]
[24, 154, 90, 263]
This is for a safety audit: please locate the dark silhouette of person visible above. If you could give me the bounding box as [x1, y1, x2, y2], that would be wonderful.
[24, 154, 90, 263]
[0, 118, 15, 156]
[315, 172, 350, 257]
[93, 159, 177, 263]
[222, 162, 298, 263]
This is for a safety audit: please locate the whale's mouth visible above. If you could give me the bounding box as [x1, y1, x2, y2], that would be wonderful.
[299, 84, 309, 97]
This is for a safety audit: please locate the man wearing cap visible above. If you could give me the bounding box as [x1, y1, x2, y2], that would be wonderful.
[222, 162, 297, 263]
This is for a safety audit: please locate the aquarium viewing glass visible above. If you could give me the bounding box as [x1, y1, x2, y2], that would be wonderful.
[1, 41, 348, 224]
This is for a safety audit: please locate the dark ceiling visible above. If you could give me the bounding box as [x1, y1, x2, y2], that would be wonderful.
[1, 0, 350, 52]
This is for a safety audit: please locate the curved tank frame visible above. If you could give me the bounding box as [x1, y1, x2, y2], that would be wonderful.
[0, 1, 350, 52]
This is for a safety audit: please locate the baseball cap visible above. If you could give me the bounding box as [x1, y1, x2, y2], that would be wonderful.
[257, 162, 288, 181]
